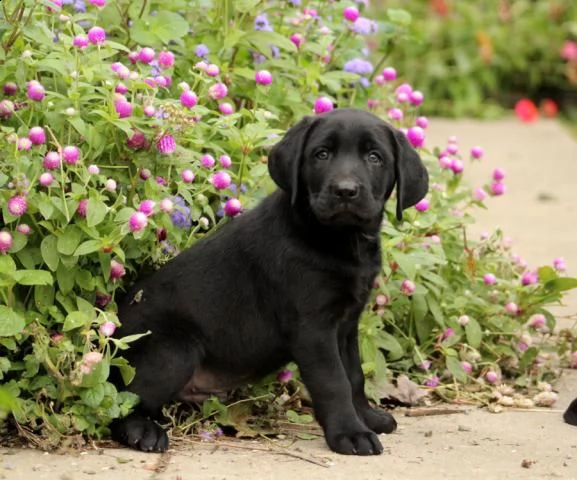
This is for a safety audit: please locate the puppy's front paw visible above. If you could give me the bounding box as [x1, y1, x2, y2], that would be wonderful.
[326, 428, 383, 456]
[360, 407, 397, 434]
[110, 415, 169, 452]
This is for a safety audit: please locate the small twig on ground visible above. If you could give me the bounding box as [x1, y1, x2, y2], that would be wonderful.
[405, 407, 466, 417]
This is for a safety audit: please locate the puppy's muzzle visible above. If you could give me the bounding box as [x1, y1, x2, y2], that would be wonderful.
[331, 179, 360, 201]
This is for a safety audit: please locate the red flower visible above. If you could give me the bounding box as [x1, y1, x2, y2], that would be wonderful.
[540, 99, 558, 118]
[514, 98, 538, 123]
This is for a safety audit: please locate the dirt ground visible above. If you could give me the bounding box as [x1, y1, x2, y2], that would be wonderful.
[2, 117, 577, 480]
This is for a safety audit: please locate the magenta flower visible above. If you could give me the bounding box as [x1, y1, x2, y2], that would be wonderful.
[521, 270, 538, 286]
[144, 105, 156, 117]
[181, 169, 195, 183]
[138, 47, 155, 64]
[39, 172, 54, 187]
[553, 257, 567, 272]
[89, 0, 106, 6]
[382, 67, 397, 81]
[388, 108, 403, 121]
[528, 314, 546, 329]
[409, 90, 424, 106]
[561, 40, 577, 61]
[314, 96, 334, 114]
[219, 155, 232, 168]
[115, 83, 129, 94]
[115, 100, 132, 118]
[158, 50, 175, 68]
[208, 82, 228, 100]
[219, 103, 234, 115]
[485, 371, 498, 384]
[205, 64, 220, 76]
[211, 171, 232, 190]
[128, 211, 148, 232]
[440, 328, 455, 341]
[395, 83, 412, 96]
[27, 82, 45, 101]
[439, 156, 452, 169]
[400, 279, 415, 295]
[490, 182, 506, 196]
[77, 199, 88, 218]
[0, 232, 13, 254]
[461, 361, 473, 375]
[62, 145, 80, 165]
[201, 154, 216, 168]
[446, 143, 458, 156]
[255, 70, 273, 86]
[483, 273, 496, 285]
[8, 195, 28, 217]
[343, 6, 360, 22]
[416, 116, 429, 129]
[406, 127, 425, 148]
[99, 321, 116, 337]
[473, 187, 487, 201]
[16, 224, 31, 235]
[492, 168, 505, 181]
[374, 75, 385, 85]
[43, 152, 62, 170]
[505, 302, 519, 315]
[470, 146, 484, 159]
[3, 82, 18, 96]
[87, 26, 106, 45]
[450, 159, 464, 174]
[224, 198, 242, 217]
[277, 369, 293, 383]
[180, 90, 198, 109]
[414, 198, 429, 212]
[424, 376, 440, 388]
[138, 200, 156, 216]
[157, 134, 176, 154]
[290, 33, 304, 48]
[18, 138, 32, 151]
[375, 294, 388, 306]
[396, 92, 409, 103]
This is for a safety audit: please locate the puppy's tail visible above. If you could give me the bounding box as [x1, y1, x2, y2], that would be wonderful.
[563, 398, 577, 426]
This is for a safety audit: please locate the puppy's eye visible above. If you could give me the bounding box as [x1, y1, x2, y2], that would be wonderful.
[367, 151, 381, 164]
[315, 149, 330, 161]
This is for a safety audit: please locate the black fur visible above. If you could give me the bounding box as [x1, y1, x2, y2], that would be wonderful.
[109, 108, 429, 455]
[564, 398, 577, 426]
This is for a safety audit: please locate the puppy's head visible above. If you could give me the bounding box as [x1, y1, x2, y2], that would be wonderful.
[268, 108, 429, 229]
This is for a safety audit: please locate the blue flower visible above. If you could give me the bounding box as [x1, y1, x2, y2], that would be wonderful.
[343, 58, 374, 75]
[73, 0, 86, 12]
[254, 13, 273, 32]
[359, 77, 370, 88]
[352, 17, 378, 35]
[289, 0, 301, 5]
[195, 44, 209, 58]
[170, 196, 192, 229]
[149, 60, 161, 76]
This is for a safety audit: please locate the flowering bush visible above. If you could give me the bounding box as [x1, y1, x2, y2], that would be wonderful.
[0, 0, 576, 448]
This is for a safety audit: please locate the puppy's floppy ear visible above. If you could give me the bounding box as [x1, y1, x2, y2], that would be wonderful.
[391, 129, 429, 222]
[268, 115, 317, 205]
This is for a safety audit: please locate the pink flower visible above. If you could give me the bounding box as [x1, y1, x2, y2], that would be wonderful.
[255, 70, 273, 86]
[77, 199, 88, 217]
[43, 151, 62, 170]
[396, 92, 409, 103]
[461, 361, 473, 375]
[473, 187, 487, 201]
[219, 155, 232, 168]
[388, 108, 403, 121]
[159, 198, 174, 213]
[115, 100, 132, 118]
[382, 67, 397, 81]
[181, 169, 195, 183]
[8, 196, 28, 217]
[395, 83, 413, 96]
[561, 40, 577, 61]
[208, 83, 228, 100]
[375, 294, 388, 306]
[0, 100, 14, 118]
[138, 47, 155, 64]
[211, 171, 232, 190]
[16, 224, 31, 235]
[400, 279, 415, 295]
[470, 146, 484, 159]
[127, 130, 148, 150]
[219, 103, 234, 115]
[440, 328, 455, 341]
[458, 315, 470, 326]
[492, 168, 506, 181]
[128, 211, 148, 232]
[553, 257, 567, 272]
[62, 145, 80, 165]
[224, 198, 242, 217]
[39, 172, 54, 187]
[82, 351, 103, 368]
[485, 371, 498, 384]
[374, 75, 385, 85]
[424, 376, 440, 388]
[89, 0, 106, 6]
[416, 116, 429, 129]
[201, 154, 216, 168]
[528, 314, 546, 329]
[290, 33, 304, 48]
[414, 199, 429, 212]
[143, 105, 156, 117]
[115, 82, 129, 94]
[490, 182, 506, 196]
[158, 50, 175, 68]
[505, 302, 519, 315]
[87, 164, 100, 175]
[180, 90, 198, 109]
[409, 90, 424, 106]
[483, 273, 496, 285]
[157, 134, 176, 154]
[446, 143, 458, 155]
[18, 138, 32, 151]
[138, 200, 156, 216]
[87, 26, 106, 45]
[314, 96, 334, 114]
[3, 82, 18, 96]
[0, 232, 13, 253]
[343, 6, 359, 22]
[439, 156, 452, 169]
[27, 82, 45, 101]
[205, 64, 220, 76]
[99, 321, 116, 336]
[277, 369, 293, 383]
[419, 360, 432, 370]
[406, 127, 425, 148]
[521, 270, 538, 286]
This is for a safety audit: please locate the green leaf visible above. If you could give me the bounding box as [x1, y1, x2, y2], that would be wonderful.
[387, 9, 412, 26]
[374, 331, 404, 361]
[0, 306, 25, 337]
[74, 240, 101, 256]
[86, 198, 108, 228]
[391, 251, 416, 279]
[63, 311, 90, 331]
[75, 269, 95, 291]
[465, 317, 483, 349]
[545, 277, 577, 293]
[446, 356, 468, 382]
[14, 270, 53, 286]
[56, 264, 75, 295]
[41, 236, 60, 271]
[80, 384, 105, 408]
[81, 361, 110, 388]
[111, 357, 136, 386]
[0, 256, 16, 277]
[9, 233, 27, 253]
[235, 0, 261, 12]
[57, 226, 83, 255]
[34, 284, 54, 313]
[76, 297, 96, 319]
[242, 31, 297, 56]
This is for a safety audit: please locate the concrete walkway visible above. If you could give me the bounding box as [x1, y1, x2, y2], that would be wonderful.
[2, 117, 577, 480]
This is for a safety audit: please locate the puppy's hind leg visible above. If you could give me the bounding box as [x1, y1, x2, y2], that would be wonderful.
[563, 398, 577, 426]
[109, 333, 204, 452]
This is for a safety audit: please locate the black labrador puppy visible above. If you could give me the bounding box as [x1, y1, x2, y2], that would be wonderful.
[109, 108, 429, 455]
[564, 399, 577, 426]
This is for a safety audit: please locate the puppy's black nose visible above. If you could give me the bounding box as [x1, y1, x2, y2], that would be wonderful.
[333, 180, 360, 199]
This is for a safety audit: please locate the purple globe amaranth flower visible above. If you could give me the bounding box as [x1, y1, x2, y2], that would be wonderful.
[8, 195, 28, 217]
[128, 211, 148, 232]
[343, 58, 373, 75]
[27, 81, 45, 101]
[180, 90, 198, 109]
[0, 232, 13, 253]
[396, 92, 409, 104]
[138, 47, 155, 64]
[115, 100, 132, 118]
[382, 67, 397, 81]
[419, 360, 432, 371]
[170, 196, 192, 229]
[439, 156, 452, 169]
[290, 33, 304, 48]
[490, 182, 506, 196]
[39, 172, 54, 187]
[553, 257, 567, 272]
[461, 361, 473, 375]
[138, 200, 156, 216]
[528, 314, 546, 329]
[352, 17, 378, 35]
[158, 50, 175, 68]
[127, 130, 148, 150]
[211, 171, 232, 190]
[473, 187, 487, 202]
[224, 198, 242, 217]
[18, 138, 32, 151]
[99, 321, 116, 336]
[219, 103, 234, 115]
[450, 159, 464, 174]
[143, 105, 156, 117]
[181, 169, 195, 183]
[416, 116, 429, 129]
[157, 134, 176, 154]
[446, 143, 458, 155]
[400, 279, 415, 295]
[521, 270, 538, 286]
[205, 64, 220, 77]
[207, 82, 227, 100]
[195, 44, 209, 57]
[87, 26, 106, 45]
[109, 260, 125, 280]
[395, 83, 413, 96]
[440, 327, 455, 341]
[471, 146, 484, 159]
[277, 369, 293, 383]
[314, 96, 334, 114]
[43, 151, 62, 170]
[414, 198, 429, 212]
[16, 224, 31, 235]
[62, 145, 80, 165]
[505, 302, 519, 315]
[77, 199, 88, 217]
[424, 376, 440, 388]
[255, 70, 273, 86]
[409, 90, 424, 106]
[201, 154, 216, 168]
[219, 155, 232, 168]
[375, 294, 388, 306]
[343, 6, 360, 22]
[73, 34, 88, 49]
[483, 273, 496, 285]
[87, 164, 100, 175]
[115, 82, 129, 94]
[406, 127, 425, 148]
[485, 371, 498, 384]
[374, 74, 385, 86]
[493, 168, 506, 181]
[4, 82, 18, 96]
